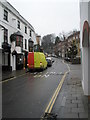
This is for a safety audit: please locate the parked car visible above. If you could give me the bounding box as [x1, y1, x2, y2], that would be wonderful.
[46, 57, 52, 67]
[64, 57, 70, 62]
[28, 52, 47, 70]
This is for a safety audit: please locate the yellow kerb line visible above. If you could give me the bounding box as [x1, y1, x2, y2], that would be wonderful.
[44, 60, 70, 115]
[48, 72, 67, 113]
[45, 72, 67, 113]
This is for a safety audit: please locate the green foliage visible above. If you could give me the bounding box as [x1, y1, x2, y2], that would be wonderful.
[55, 36, 60, 45]
[67, 41, 78, 59]
[41, 34, 55, 53]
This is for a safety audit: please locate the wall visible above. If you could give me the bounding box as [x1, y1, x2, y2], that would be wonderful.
[80, 1, 90, 95]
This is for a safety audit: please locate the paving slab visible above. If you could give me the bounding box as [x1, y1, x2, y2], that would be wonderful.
[52, 64, 88, 119]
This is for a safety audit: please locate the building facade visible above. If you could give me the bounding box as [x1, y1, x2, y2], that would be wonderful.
[67, 31, 80, 58]
[53, 31, 80, 59]
[80, 1, 90, 96]
[34, 34, 43, 52]
[0, 0, 36, 71]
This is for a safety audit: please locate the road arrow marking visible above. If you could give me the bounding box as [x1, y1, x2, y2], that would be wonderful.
[45, 75, 49, 78]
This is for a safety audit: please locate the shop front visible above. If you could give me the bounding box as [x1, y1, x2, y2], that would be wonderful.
[10, 31, 24, 70]
[2, 42, 12, 71]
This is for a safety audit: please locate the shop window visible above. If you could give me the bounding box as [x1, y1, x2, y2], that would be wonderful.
[4, 9, 8, 21]
[17, 20, 20, 29]
[4, 28, 8, 43]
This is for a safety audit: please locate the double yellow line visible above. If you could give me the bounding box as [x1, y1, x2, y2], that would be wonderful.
[43, 60, 70, 116]
[45, 71, 68, 114]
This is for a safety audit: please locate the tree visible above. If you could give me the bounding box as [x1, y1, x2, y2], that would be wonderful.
[55, 36, 60, 45]
[41, 34, 55, 53]
[67, 41, 78, 59]
[59, 31, 66, 41]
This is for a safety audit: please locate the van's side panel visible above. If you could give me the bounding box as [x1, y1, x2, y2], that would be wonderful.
[34, 52, 40, 68]
[28, 52, 34, 69]
[40, 53, 47, 69]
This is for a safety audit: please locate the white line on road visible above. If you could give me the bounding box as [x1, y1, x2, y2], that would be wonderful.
[45, 75, 49, 78]
[34, 75, 38, 78]
[38, 75, 41, 77]
[34, 72, 37, 75]
[34, 74, 42, 78]
[41, 75, 45, 78]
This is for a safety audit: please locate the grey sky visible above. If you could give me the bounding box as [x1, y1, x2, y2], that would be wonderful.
[7, 0, 80, 36]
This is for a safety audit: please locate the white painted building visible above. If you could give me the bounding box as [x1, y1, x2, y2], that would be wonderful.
[0, 0, 36, 71]
[80, 0, 90, 95]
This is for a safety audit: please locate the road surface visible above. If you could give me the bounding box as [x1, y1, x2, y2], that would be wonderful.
[2, 58, 68, 118]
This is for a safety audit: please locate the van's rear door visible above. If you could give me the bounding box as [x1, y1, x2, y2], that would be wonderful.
[28, 52, 34, 68]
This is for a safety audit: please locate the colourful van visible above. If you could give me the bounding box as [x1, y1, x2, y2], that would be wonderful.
[28, 52, 47, 70]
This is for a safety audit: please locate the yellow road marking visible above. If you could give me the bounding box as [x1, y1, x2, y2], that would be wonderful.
[45, 72, 67, 113]
[43, 60, 70, 116]
[48, 72, 67, 113]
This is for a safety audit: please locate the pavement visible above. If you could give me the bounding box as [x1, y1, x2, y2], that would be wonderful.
[2, 68, 28, 81]
[52, 62, 89, 119]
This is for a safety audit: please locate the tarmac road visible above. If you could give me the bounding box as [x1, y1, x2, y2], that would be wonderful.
[2, 58, 68, 118]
